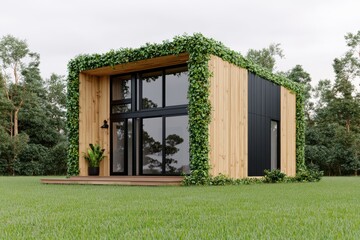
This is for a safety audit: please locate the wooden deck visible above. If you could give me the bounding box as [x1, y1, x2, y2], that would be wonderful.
[40, 176, 184, 186]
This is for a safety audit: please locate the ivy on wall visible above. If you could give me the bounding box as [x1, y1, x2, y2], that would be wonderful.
[67, 33, 305, 179]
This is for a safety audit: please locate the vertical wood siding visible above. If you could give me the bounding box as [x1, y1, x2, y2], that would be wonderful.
[79, 73, 110, 176]
[208, 55, 248, 178]
[280, 87, 296, 176]
[98, 76, 110, 176]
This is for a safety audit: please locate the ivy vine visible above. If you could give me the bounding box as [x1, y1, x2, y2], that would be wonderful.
[67, 33, 305, 181]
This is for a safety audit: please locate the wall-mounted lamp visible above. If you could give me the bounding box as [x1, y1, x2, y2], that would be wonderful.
[101, 120, 109, 129]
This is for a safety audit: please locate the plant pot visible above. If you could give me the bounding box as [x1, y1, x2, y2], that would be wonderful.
[88, 167, 99, 176]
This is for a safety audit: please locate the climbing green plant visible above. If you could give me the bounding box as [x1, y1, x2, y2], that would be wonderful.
[67, 33, 305, 181]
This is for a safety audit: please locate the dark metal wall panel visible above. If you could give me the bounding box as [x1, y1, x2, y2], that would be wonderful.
[248, 73, 280, 120]
[248, 72, 280, 176]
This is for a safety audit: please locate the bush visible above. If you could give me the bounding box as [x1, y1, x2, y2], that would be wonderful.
[209, 174, 234, 185]
[183, 167, 323, 186]
[295, 165, 323, 182]
[183, 173, 265, 186]
[17, 143, 48, 175]
[182, 170, 210, 186]
[234, 177, 264, 185]
[263, 169, 286, 183]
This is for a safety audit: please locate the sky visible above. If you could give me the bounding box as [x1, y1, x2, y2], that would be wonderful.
[0, 0, 359, 86]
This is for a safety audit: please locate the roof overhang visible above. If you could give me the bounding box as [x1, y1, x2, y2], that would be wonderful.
[81, 53, 189, 76]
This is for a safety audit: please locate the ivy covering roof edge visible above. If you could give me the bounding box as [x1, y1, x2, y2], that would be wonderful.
[66, 33, 305, 180]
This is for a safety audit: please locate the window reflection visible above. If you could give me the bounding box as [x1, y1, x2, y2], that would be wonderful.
[128, 119, 133, 174]
[112, 104, 131, 113]
[271, 121, 278, 170]
[112, 75, 131, 101]
[142, 71, 162, 109]
[112, 121, 125, 173]
[165, 115, 189, 174]
[165, 67, 188, 106]
[142, 117, 163, 174]
[110, 66, 189, 176]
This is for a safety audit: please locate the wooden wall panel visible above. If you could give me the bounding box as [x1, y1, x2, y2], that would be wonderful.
[79, 74, 110, 176]
[280, 87, 296, 176]
[78, 73, 87, 176]
[208, 55, 248, 178]
[98, 76, 110, 176]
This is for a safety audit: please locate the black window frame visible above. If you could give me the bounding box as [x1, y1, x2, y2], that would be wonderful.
[110, 64, 189, 176]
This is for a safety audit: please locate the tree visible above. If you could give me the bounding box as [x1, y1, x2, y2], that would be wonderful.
[45, 73, 67, 134]
[307, 30, 360, 175]
[343, 30, 360, 77]
[0, 35, 29, 137]
[0, 35, 67, 175]
[0, 36, 32, 175]
[16, 59, 67, 175]
[284, 65, 314, 122]
[285, 65, 312, 100]
[246, 43, 284, 72]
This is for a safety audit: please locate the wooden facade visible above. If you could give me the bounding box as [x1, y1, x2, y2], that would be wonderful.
[280, 87, 296, 176]
[77, 53, 297, 178]
[208, 56, 248, 178]
[78, 54, 189, 176]
[78, 74, 110, 176]
[208, 55, 297, 178]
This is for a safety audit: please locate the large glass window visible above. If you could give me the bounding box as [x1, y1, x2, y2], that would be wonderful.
[112, 75, 131, 101]
[142, 117, 163, 174]
[141, 71, 162, 109]
[110, 65, 189, 176]
[165, 115, 189, 174]
[112, 104, 131, 114]
[165, 67, 188, 106]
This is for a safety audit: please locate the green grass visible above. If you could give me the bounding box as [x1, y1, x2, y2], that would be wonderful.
[0, 177, 359, 239]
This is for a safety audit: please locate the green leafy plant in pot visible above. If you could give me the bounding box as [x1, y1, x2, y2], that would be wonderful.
[83, 143, 105, 176]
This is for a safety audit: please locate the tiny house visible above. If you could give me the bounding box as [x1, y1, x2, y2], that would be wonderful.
[67, 34, 303, 179]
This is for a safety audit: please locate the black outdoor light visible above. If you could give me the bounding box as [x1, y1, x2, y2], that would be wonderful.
[101, 120, 109, 129]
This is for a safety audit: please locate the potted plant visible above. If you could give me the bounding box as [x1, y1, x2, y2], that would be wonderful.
[83, 143, 105, 176]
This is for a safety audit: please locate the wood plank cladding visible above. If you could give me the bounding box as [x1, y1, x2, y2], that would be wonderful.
[79, 73, 110, 176]
[82, 53, 189, 76]
[280, 87, 296, 176]
[208, 55, 248, 178]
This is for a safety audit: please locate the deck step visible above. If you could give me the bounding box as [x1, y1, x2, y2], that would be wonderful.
[41, 176, 184, 186]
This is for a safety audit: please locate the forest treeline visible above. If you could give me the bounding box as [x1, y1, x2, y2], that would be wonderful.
[0, 31, 359, 176]
[0, 35, 67, 175]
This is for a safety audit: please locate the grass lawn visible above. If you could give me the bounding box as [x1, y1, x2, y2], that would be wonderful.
[0, 177, 359, 239]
